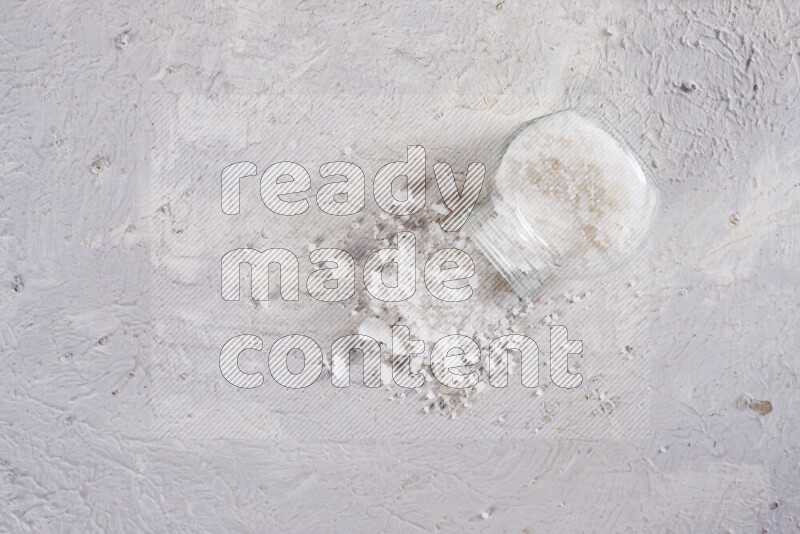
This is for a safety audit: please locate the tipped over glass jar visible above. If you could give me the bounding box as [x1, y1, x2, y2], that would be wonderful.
[466, 109, 660, 298]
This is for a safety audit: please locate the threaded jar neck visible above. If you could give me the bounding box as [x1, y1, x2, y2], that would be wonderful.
[466, 201, 559, 298]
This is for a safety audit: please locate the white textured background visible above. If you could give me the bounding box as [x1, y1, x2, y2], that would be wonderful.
[2, 0, 800, 532]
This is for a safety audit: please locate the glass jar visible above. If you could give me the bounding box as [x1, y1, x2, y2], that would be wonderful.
[466, 109, 660, 298]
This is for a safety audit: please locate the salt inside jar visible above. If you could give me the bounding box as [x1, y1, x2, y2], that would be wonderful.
[467, 109, 660, 297]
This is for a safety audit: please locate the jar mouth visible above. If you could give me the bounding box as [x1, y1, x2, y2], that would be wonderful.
[465, 202, 559, 299]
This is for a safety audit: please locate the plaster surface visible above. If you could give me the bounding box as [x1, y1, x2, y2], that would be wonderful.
[1, 0, 799, 532]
